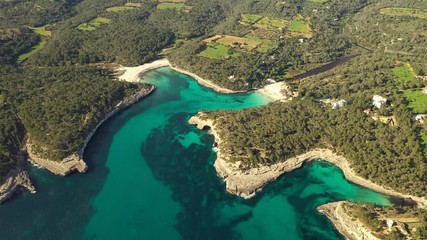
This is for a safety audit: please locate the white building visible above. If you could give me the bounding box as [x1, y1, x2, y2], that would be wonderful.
[373, 95, 387, 108]
[415, 114, 427, 124]
[331, 99, 347, 109]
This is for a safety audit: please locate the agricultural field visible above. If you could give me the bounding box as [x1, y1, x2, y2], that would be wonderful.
[198, 43, 239, 59]
[157, 3, 184, 10]
[403, 89, 427, 114]
[392, 62, 415, 83]
[254, 17, 288, 30]
[30, 25, 52, 37]
[287, 14, 312, 38]
[380, 8, 427, 19]
[106, 2, 142, 12]
[205, 35, 275, 53]
[241, 14, 288, 30]
[124, 2, 143, 7]
[77, 17, 111, 31]
[17, 40, 46, 64]
[241, 14, 264, 24]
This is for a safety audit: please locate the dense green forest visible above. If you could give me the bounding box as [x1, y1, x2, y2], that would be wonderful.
[0, 65, 145, 175]
[343, 202, 427, 239]
[204, 52, 427, 196]
[0, 0, 426, 212]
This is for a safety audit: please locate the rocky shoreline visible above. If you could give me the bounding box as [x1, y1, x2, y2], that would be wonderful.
[317, 201, 380, 240]
[0, 150, 36, 203]
[27, 85, 156, 176]
[0, 85, 156, 202]
[188, 113, 427, 209]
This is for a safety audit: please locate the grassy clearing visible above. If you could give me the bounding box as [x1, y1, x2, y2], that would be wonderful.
[157, 3, 184, 10]
[216, 35, 274, 52]
[403, 90, 427, 113]
[198, 43, 239, 59]
[30, 25, 52, 37]
[380, 8, 427, 19]
[241, 14, 264, 24]
[287, 14, 312, 38]
[125, 2, 143, 7]
[17, 40, 46, 63]
[254, 17, 288, 29]
[392, 62, 415, 83]
[106, 3, 142, 12]
[106, 6, 135, 12]
[309, 0, 328, 2]
[77, 17, 111, 31]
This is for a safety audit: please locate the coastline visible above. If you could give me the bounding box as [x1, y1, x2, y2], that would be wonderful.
[256, 81, 291, 101]
[117, 58, 240, 94]
[317, 201, 380, 240]
[0, 150, 36, 203]
[188, 113, 427, 209]
[26, 85, 157, 176]
[117, 59, 171, 83]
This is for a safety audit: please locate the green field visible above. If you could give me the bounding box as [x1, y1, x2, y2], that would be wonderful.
[106, 6, 135, 12]
[215, 35, 274, 52]
[392, 63, 415, 83]
[157, 3, 184, 10]
[309, 0, 328, 2]
[241, 14, 264, 24]
[198, 43, 239, 59]
[380, 8, 427, 19]
[422, 133, 427, 156]
[254, 17, 288, 29]
[124, 2, 143, 7]
[403, 90, 427, 114]
[17, 40, 46, 63]
[287, 14, 312, 38]
[77, 17, 111, 31]
[30, 25, 52, 37]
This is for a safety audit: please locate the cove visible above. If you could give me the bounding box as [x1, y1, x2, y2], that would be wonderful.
[0, 67, 391, 240]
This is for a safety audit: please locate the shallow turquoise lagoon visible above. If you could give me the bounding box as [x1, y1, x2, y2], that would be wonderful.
[0, 68, 391, 239]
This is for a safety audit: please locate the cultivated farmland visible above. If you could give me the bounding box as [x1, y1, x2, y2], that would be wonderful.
[392, 62, 415, 83]
[198, 44, 239, 59]
[287, 14, 312, 38]
[106, 2, 142, 12]
[77, 17, 111, 31]
[403, 90, 427, 114]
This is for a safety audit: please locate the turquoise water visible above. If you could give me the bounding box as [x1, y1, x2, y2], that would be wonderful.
[0, 67, 391, 239]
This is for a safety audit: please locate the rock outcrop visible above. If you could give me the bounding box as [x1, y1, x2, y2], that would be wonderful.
[27, 85, 156, 176]
[189, 112, 427, 208]
[0, 151, 36, 203]
[317, 202, 380, 240]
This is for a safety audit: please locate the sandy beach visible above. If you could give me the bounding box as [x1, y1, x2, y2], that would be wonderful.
[257, 82, 290, 101]
[117, 59, 240, 94]
[117, 59, 171, 82]
[188, 112, 427, 208]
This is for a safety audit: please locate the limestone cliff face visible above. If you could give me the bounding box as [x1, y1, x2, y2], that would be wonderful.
[189, 112, 427, 208]
[0, 151, 36, 203]
[26, 85, 156, 176]
[317, 202, 380, 240]
[1, 85, 156, 203]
